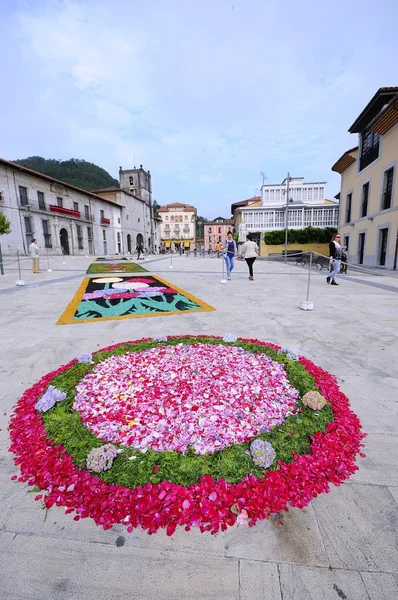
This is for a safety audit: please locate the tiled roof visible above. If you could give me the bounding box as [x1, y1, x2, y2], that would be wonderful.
[331, 147, 358, 174]
[0, 158, 122, 207]
[349, 87, 398, 133]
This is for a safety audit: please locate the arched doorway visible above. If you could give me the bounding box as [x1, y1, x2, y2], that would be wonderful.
[127, 234, 132, 254]
[60, 228, 70, 255]
[136, 233, 144, 248]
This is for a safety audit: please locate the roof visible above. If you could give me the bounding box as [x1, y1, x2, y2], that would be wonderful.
[331, 147, 358, 174]
[158, 202, 196, 212]
[0, 158, 122, 207]
[205, 218, 233, 225]
[93, 186, 145, 204]
[348, 87, 398, 133]
[370, 94, 398, 135]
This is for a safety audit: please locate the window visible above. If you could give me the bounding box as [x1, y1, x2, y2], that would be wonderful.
[73, 202, 79, 212]
[344, 236, 349, 253]
[171, 215, 174, 222]
[87, 227, 93, 254]
[117, 231, 121, 254]
[358, 232, 365, 265]
[37, 191, 45, 210]
[84, 205, 90, 220]
[379, 228, 388, 266]
[129, 176, 134, 185]
[100, 209, 104, 222]
[118, 217, 120, 224]
[57, 197, 63, 207]
[179, 216, 183, 222]
[208, 227, 212, 233]
[218, 227, 221, 234]
[24, 216, 33, 247]
[361, 183, 369, 217]
[76, 224, 83, 249]
[42, 220, 52, 248]
[345, 193, 352, 223]
[208, 236, 211, 243]
[19, 186, 28, 206]
[185, 215, 188, 220]
[165, 216, 168, 221]
[382, 167, 394, 210]
[360, 128, 380, 171]
[218, 236, 222, 242]
[102, 229, 106, 241]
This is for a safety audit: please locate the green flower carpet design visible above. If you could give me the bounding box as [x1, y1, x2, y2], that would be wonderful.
[57, 276, 215, 324]
[86, 262, 148, 274]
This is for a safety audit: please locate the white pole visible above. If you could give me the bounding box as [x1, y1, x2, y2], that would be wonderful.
[47, 249, 52, 272]
[284, 172, 290, 263]
[169, 248, 174, 269]
[16, 250, 25, 286]
[220, 253, 227, 284]
[300, 252, 314, 311]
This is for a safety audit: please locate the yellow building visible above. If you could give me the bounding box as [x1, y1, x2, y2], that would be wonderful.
[158, 202, 196, 250]
[332, 87, 398, 269]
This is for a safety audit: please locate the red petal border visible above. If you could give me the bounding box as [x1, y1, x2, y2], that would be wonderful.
[8, 336, 366, 535]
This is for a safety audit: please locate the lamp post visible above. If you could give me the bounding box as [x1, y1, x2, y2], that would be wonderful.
[284, 173, 292, 263]
[197, 220, 203, 255]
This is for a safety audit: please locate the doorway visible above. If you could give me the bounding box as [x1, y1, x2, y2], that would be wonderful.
[60, 228, 70, 255]
[127, 234, 132, 254]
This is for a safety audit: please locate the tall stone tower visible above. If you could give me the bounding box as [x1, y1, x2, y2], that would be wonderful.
[119, 165, 152, 208]
[119, 164, 154, 246]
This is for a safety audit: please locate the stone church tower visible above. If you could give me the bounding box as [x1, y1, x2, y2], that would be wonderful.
[119, 165, 152, 207]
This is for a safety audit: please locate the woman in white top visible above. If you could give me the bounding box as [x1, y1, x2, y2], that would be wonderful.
[241, 234, 259, 280]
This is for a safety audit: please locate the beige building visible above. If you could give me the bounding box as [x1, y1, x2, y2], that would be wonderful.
[332, 87, 398, 269]
[158, 202, 196, 251]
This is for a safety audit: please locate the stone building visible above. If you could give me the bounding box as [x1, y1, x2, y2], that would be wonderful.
[332, 87, 398, 269]
[95, 165, 159, 253]
[0, 159, 159, 256]
[157, 202, 196, 251]
[204, 217, 233, 252]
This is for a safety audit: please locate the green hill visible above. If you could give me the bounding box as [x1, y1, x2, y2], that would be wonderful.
[13, 156, 120, 191]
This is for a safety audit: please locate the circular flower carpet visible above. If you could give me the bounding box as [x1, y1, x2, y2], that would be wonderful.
[9, 336, 365, 535]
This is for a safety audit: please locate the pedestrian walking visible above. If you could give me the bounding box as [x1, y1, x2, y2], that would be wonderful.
[136, 243, 144, 260]
[215, 242, 221, 258]
[222, 231, 237, 280]
[327, 233, 343, 286]
[29, 238, 40, 273]
[241, 234, 259, 280]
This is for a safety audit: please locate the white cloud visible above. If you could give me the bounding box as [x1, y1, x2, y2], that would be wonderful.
[1, 0, 397, 213]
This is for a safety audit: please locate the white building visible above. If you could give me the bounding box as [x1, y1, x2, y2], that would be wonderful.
[0, 159, 158, 256]
[158, 202, 197, 251]
[234, 177, 339, 244]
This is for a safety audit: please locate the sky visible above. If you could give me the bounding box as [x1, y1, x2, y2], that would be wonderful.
[1, 0, 397, 219]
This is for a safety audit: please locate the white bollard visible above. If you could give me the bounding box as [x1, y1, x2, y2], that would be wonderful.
[300, 252, 314, 311]
[220, 254, 227, 284]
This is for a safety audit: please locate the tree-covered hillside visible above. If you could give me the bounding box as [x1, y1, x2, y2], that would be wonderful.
[14, 156, 120, 191]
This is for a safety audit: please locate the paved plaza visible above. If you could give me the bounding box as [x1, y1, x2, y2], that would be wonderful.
[0, 254, 397, 600]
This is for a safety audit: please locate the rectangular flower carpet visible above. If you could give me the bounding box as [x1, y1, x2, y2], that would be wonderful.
[86, 262, 148, 274]
[57, 275, 215, 324]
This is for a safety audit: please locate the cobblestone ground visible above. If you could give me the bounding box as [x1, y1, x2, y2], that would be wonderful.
[1, 254, 397, 600]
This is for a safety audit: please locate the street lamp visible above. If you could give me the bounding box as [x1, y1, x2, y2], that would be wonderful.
[284, 173, 293, 263]
[197, 220, 203, 253]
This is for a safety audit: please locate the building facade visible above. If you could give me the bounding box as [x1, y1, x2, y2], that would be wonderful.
[232, 182, 339, 250]
[0, 159, 158, 256]
[158, 203, 197, 251]
[204, 217, 233, 252]
[332, 87, 398, 269]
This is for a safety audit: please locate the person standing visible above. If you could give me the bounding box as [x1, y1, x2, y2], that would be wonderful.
[327, 233, 343, 286]
[241, 234, 259, 280]
[29, 238, 40, 273]
[215, 241, 221, 258]
[222, 231, 237, 280]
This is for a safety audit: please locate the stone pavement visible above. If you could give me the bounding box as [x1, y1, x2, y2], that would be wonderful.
[0, 254, 397, 600]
